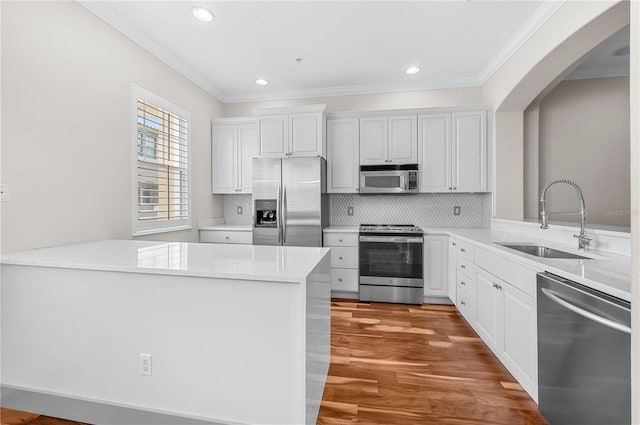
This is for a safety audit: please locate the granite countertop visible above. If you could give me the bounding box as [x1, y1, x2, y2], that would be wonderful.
[1, 240, 330, 284]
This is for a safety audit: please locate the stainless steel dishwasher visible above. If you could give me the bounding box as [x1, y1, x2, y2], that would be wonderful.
[537, 272, 631, 425]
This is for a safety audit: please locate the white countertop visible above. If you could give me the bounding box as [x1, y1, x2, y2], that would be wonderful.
[1, 240, 330, 284]
[199, 224, 252, 232]
[423, 227, 631, 302]
[325, 225, 630, 301]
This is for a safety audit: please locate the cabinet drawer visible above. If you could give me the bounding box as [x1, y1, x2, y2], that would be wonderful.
[474, 247, 538, 296]
[456, 270, 475, 295]
[330, 246, 358, 269]
[456, 286, 476, 324]
[324, 232, 359, 247]
[455, 240, 474, 261]
[330, 268, 359, 292]
[200, 230, 252, 244]
[457, 256, 476, 278]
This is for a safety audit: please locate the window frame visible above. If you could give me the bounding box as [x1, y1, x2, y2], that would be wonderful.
[131, 84, 192, 236]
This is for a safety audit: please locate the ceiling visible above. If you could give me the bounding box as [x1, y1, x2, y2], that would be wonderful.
[80, 1, 568, 104]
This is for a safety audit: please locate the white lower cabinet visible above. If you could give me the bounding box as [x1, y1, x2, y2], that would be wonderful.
[423, 235, 449, 302]
[199, 229, 252, 244]
[450, 240, 539, 401]
[323, 231, 359, 298]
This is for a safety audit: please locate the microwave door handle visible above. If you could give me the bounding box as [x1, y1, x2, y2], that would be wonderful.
[400, 173, 407, 190]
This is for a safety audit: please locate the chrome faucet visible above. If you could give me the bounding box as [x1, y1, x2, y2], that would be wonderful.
[540, 179, 591, 250]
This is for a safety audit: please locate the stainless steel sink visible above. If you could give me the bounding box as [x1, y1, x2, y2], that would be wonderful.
[498, 244, 592, 260]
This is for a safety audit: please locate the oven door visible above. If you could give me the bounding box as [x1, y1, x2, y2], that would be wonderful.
[359, 235, 423, 286]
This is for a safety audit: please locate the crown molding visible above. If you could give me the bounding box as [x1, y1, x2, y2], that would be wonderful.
[477, 0, 566, 85]
[221, 76, 482, 104]
[77, 1, 226, 102]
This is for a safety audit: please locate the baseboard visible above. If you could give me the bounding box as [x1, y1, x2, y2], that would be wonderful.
[423, 295, 454, 305]
[331, 290, 358, 299]
[0, 385, 234, 425]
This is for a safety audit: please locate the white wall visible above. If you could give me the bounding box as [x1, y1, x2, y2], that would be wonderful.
[0, 1, 225, 253]
[223, 86, 484, 116]
[526, 77, 630, 228]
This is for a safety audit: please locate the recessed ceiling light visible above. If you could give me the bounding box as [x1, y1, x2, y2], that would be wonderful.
[255, 79, 269, 86]
[192, 6, 214, 23]
[406, 66, 421, 75]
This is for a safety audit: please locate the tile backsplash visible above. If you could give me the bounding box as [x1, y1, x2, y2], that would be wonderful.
[330, 193, 490, 227]
[224, 193, 491, 228]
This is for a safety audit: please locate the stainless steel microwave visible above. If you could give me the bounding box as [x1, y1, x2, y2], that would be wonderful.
[359, 164, 418, 194]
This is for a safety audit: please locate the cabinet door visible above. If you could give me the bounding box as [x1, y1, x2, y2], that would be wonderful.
[211, 124, 238, 194]
[418, 114, 451, 192]
[327, 119, 359, 193]
[259, 115, 288, 157]
[290, 113, 323, 157]
[502, 283, 537, 398]
[447, 239, 458, 303]
[452, 111, 486, 192]
[388, 115, 417, 164]
[475, 269, 503, 353]
[238, 123, 258, 193]
[423, 235, 448, 298]
[359, 117, 387, 164]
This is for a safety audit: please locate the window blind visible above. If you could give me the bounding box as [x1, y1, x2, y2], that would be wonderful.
[133, 87, 191, 235]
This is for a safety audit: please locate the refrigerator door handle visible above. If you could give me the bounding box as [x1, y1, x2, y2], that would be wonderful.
[276, 183, 282, 245]
[282, 186, 287, 244]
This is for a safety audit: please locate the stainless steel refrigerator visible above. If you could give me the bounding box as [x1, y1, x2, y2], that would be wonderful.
[252, 157, 328, 247]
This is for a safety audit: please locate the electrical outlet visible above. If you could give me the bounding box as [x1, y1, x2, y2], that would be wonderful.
[0, 184, 8, 202]
[347, 206, 354, 216]
[140, 353, 152, 376]
[453, 206, 461, 216]
[237, 206, 243, 215]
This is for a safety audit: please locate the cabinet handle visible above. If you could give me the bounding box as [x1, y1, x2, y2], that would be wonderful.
[338, 278, 343, 282]
[453, 187, 457, 190]
[339, 256, 343, 260]
[339, 239, 343, 242]
[461, 264, 465, 269]
[449, 187, 452, 190]
[225, 236, 230, 240]
[497, 284, 503, 291]
[460, 248, 466, 253]
[452, 242, 457, 246]
[461, 281, 466, 286]
[460, 301, 466, 306]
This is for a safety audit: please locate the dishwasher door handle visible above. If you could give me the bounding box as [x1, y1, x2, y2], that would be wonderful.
[541, 287, 631, 334]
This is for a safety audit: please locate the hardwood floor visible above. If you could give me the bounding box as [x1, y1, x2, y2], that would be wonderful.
[1, 300, 547, 425]
[317, 300, 548, 425]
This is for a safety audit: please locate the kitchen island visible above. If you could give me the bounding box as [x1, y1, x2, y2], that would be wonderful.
[1, 240, 331, 425]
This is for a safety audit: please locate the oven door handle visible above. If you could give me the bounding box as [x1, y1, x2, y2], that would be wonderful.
[359, 236, 423, 243]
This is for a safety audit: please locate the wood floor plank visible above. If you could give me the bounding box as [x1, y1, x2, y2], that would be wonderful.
[318, 299, 548, 425]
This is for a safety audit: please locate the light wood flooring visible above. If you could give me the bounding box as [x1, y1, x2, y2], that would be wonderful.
[1, 300, 547, 425]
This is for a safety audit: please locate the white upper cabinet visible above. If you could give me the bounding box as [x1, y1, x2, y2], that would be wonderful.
[327, 118, 359, 193]
[211, 119, 257, 194]
[418, 110, 487, 193]
[360, 115, 417, 165]
[452, 111, 487, 192]
[256, 105, 327, 158]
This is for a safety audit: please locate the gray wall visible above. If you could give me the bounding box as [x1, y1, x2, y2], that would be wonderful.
[524, 76, 630, 228]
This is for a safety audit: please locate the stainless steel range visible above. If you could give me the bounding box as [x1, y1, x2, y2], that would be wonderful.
[359, 224, 424, 305]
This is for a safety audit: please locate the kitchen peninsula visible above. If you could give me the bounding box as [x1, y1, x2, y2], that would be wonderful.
[0, 240, 331, 425]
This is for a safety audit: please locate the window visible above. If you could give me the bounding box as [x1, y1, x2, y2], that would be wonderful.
[132, 85, 191, 235]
